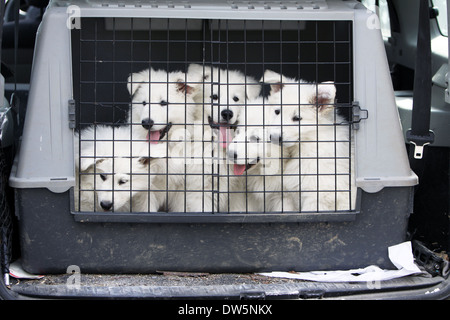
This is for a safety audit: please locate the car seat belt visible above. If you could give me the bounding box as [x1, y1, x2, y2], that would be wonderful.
[406, 0, 435, 177]
[10, 0, 20, 147]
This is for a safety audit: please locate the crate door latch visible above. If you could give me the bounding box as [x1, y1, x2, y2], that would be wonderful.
[351, 101, 368, 130]
[68, 99, 76, 129]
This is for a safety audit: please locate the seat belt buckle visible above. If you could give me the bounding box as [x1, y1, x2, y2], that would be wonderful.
[410, 142, 428, 159]
[406, 130, 435, 159]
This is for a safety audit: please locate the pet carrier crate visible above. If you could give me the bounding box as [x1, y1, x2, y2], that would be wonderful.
[8, 0, 418, 274]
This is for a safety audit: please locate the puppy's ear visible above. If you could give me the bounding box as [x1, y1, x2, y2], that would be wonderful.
[127, 69, 149, 96]
[245, 76, 262, 100]
[260, 69, 287, 93]
[80, 158, 95, 172]
[187, 63, 211, 81]
[80, 157, 106, 172]
[138, 157, 152, 166]
[311, 81, 336, 114]
[261, 69, 283, 82]
[176, 80, 194, 95]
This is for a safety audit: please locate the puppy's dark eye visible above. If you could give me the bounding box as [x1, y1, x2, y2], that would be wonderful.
[160, 100, 168, 106]
[250, 135, 260, 142]
[232, 96, 239, 102]
[100, 174, 107, 181]
[292, 115, 302, 121]
[142, 101, 147, 106]
[275, 109, 280, 115]
[211, 94, 218, 100]
[118, 179, 127, 185]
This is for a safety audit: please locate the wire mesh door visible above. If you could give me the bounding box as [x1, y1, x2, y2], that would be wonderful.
[72, 17, 355, 217]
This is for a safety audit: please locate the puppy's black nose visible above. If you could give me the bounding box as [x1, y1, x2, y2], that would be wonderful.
[221, 109, 234, 121]
[270, 134, 282, 145]
[100, 201, 113, 211]
[142, 118, 154, 130]
[227, 149, 238, 161]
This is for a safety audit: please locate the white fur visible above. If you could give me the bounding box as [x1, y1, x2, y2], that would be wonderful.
[187, 64, 261, 124]
[126, 65, 256, 212]
[227, 96, 286, 212]
[187, 64, 261, 149]
[166, 130, 247, 213]
[126, 68, 224, 212]
[126, 68, 199, 145]
[263, 70, 356, 212]
[74, 125, 167, 212]
[92, 157, 162, 212]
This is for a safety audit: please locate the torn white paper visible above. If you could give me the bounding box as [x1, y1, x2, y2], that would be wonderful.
[9, 260, 44, 280]
[258, 241, 422, 282]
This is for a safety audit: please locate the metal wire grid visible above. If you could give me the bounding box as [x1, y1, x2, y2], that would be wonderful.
[72, 17, 354, 214]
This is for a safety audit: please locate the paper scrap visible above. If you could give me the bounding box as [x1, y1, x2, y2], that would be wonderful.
[258, 241, 422, 282]
[9, 260, 44, 280]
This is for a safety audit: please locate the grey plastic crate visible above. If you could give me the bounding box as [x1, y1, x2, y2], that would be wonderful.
[9, 0, 418, 274]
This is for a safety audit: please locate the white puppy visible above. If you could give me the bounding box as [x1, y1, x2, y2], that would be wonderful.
[74, 125, 167, 212]
[90, 156, 164, 212]
[126, 68, 216, 212]
[227, 96, 288, 212]
[187, 64, 261, 148]
[126, 68, 199, 145]
[263, 70, 355, 212]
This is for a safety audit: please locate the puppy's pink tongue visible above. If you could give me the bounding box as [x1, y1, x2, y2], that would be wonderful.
[148, 131, 160, 144]
[234, 164, 247, 176]
[219, 126, 231, 148]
